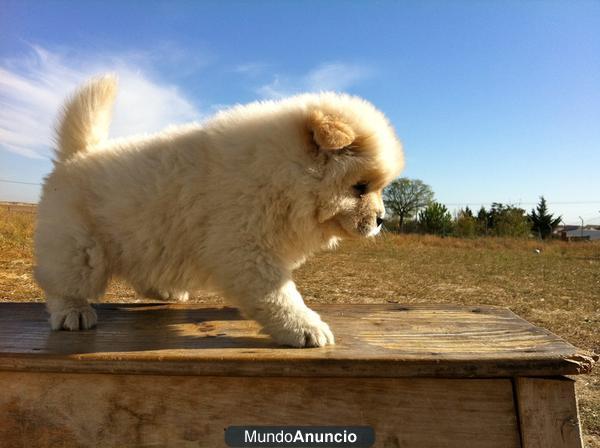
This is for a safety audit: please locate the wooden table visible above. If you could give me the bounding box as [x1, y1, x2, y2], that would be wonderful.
[0, 303, 596, 448]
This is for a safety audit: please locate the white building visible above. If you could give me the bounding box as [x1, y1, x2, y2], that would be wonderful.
[562, 229, 600, 241]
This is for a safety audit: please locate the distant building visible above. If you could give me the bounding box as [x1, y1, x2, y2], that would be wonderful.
[560, 228, 600, 241]
[554, 225, 579, 234]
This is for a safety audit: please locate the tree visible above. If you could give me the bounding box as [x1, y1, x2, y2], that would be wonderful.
[476, 206, 489, 235]
[529, 196, 561, 240]
[418, 202, 453, 236]
[383, 178, 434, 231]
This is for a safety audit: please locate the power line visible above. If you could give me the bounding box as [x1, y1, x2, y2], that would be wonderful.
[0, 178, 599, 207]
[579, 214, 600, 222]
[441, 201, 600, 206]
[0, 179, 42, 186]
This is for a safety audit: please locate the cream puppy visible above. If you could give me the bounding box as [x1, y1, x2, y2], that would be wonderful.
[34, 75, 404, 347]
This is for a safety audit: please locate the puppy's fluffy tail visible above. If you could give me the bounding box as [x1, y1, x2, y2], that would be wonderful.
[54, 74, 118, 162]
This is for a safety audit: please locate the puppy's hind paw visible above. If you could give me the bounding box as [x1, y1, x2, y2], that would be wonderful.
[138, 288, 189, 302]
[50, 304, 97, 331]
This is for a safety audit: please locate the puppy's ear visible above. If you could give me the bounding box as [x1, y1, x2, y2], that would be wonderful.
[308, 110, 356, 151]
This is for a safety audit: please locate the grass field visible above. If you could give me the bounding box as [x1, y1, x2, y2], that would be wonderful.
[1, 203, 599, 446]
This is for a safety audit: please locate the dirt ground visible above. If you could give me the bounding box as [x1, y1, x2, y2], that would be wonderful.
[1, 204, 599, 446]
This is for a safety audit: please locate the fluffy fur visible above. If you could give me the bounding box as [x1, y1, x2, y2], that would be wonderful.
[34, 75, 404, 347]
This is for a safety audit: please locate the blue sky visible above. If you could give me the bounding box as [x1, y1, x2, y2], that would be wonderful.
[1, 0, 598, 224]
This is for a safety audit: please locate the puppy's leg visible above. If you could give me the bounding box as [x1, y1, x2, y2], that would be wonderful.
[222, 270, 334, 348]
[258, 280, 334, 348]
[35, 223, 107, 331]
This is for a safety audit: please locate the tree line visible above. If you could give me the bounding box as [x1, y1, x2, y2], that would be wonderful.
[383, 178, 562, 239]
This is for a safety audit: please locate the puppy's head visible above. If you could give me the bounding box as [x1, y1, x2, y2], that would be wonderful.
[305, 94, 404, 239]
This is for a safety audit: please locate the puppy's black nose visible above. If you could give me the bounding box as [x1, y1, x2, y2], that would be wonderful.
[376, 217, 384, 226]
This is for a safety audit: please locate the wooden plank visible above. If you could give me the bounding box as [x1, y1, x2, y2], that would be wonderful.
[515, 377, 583, 448]
[0, 372, 520, 448]
[0, 303, 595, 377]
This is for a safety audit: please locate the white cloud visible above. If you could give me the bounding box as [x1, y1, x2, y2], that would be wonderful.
[234, 62, 269, 77]
[0, 45, 202, 159]
[306, 63, 372, 91]
[257, 62, 373, 99]
[256, 75, 291, 99]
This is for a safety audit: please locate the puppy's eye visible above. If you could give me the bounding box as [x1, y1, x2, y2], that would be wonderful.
[352, 182, 369, 196]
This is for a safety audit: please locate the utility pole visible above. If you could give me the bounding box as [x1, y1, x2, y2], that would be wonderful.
[579, 216, 584, 238]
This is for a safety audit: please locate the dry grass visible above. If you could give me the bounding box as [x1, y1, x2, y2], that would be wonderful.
[1, 204, 599, 446]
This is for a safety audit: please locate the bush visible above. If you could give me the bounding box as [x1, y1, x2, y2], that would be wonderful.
[489, 204, 530, 237]
[418, 202, 453, 236]
[454, 212, 477, 238]
[475, 203, 530, 238]
[383, 217, 420, 234]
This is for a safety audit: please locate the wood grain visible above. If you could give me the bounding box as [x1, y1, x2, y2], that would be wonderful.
[515, 377, 583, 448]
[0, 303, 595, 377]
[0, 372, 520, 448]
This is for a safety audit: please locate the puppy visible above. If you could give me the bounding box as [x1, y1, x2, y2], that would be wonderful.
[34, 75, 404, 347]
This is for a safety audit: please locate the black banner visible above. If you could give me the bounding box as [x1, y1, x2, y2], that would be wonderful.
[225, 426, 375, 447]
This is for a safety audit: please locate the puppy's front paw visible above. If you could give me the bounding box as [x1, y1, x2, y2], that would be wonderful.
[267, 311, 335, 348]
[50, 304, 97, 331]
